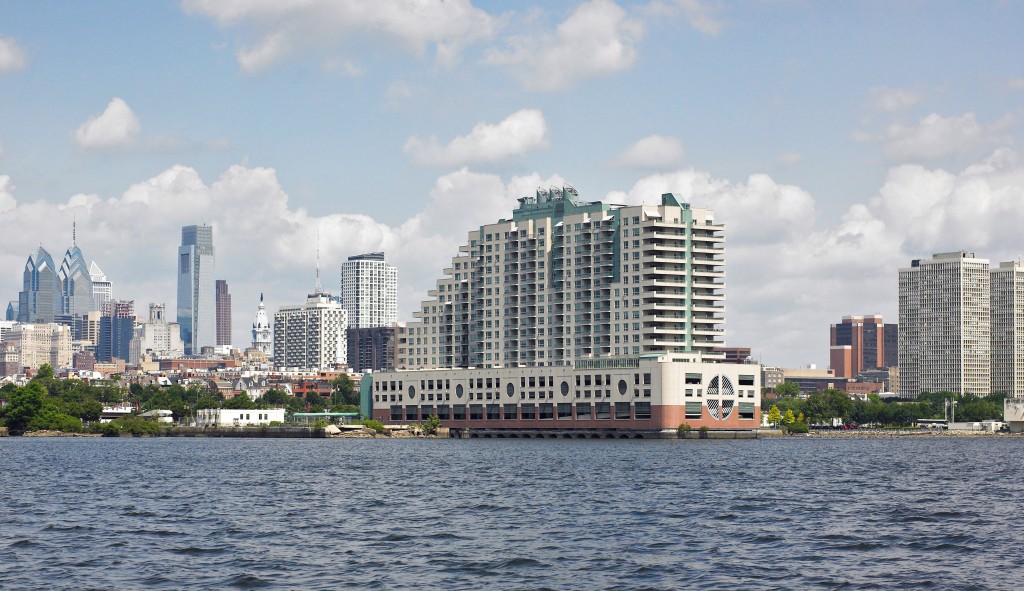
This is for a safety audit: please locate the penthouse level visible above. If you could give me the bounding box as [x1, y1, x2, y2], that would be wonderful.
[368, 354, 761, 432]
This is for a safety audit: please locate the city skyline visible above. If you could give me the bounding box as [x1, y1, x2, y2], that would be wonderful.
[1, 2, 1023, 367]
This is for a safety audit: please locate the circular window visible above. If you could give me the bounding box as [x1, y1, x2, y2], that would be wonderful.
[560, 381, 569, 396]
[618, 379, 628, 395]
[456, 384, 464, 398]
[408, 385, 416, 399]
[506, 383, 515, 397]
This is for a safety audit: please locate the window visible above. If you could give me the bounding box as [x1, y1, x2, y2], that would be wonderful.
[635, 402, 651, 420]
[521, 404, 536, 419]
[539, 403, 554, 420]
[618, 379, 628, 395]
[557, 403, 572, 420]
[685, 373, 702, 385]
[685, 402, 702, 419]
[615, 402, 631, 420]
[739, 402, 755, 420]
[739, 375, 755, 386]
[487, 404, 501, 420]
[469, 405, 483, 420]
[453, 405, 467, 420]
[575, 403, 592, 419]
[503, 404, 517, 420]
[390, 405, 402, 421]
[406, 406, 418, 421]
[595, 402, 611, 419]
[437, 406, 450, 420]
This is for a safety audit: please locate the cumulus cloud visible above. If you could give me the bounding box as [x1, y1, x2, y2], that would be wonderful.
[0, 175, 15, 213]
[868, 86, 921, 112]
[646, 0, 722, 36]
[182, 0, 496, 73]
[776, 152, 802, 167]
[614, 135, 685, 169]
[404, 109, 549, 167]
[484, 0, 645, 91]
[0, 35, 27, 73]
[854, 112, 1013, 162]
[73, 98, 141, 149]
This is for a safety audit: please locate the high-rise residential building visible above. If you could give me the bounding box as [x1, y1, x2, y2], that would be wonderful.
[89, 261, 112, 310]
[97, 300, 135, 363]
[340, 252, 398, 329]
[898, 252, 991, 399]
[250, 293, 272, 356]
[828, 315, 899, 378]
[400, 189, 725, 369]
[273, 292, 347, 370]
[129, 303, 184, 364]
[368, 188, 761, 433]
[347, 326, 403, 372]
[177, 224, 216, 355]
[3, 322, 72, 371]
[18, 246, 60, 323]
[991, 261, 1024, 396]
[215, 279, 231, 346]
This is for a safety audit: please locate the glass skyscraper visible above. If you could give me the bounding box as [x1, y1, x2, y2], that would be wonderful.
[18, 246, 60, 323]
[177, 224, 216, 355]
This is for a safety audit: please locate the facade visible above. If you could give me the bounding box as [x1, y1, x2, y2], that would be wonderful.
[3, 323, 72, 371]
[340, 252, 398, 329]
[715, 346, 751, 364]
[828, 315, 897, 378]
[97, 300, 135, 363]
[400, 189, 725, 370]
[347, 326, 403, 372]
[991, 261, 1024, 396]
[216, 279, 231, 346]
[251, 293, 273, 356]
[273, 293, 347, 370]
[89, 261, 112, 310]
[195, 408, 285, 427]
[177, 224, 216, 355]
[370, 354, 760, 431]
[128, 303, 184, 364]
[18, 246, 60, 323]
[899, 252, 991, 398]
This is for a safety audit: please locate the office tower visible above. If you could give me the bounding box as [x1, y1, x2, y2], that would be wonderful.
[215, 279, 231, 346]
[400, 188, 725, 369]
[991, 261, 1024, 396]
[829, 315, 890, 378]
[273, 292, 347, 370]
[97, 300, 135, 363]
[340, 252, 398, 329]
[128, 303, 184, 364]
[177, 224, 216, 355]
[898, 252, 991, 399]
[4, 322, 72, 371]
[89, 261, 112, 310]
[58, 223, 95, 320]
[18, 246, 60, 323]
[75, 311, 102, 350]
[6, 301, 16, 321]
[250, 293, 272, 356]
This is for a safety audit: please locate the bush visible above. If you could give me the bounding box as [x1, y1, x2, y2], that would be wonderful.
[677, 423, 692, 437]
[698, 425, 710, 439]
[94, 415, 162, 436]
[363, 419, 385, 434]
[422, 415, 442, 435]
[784, 422, 810, 434]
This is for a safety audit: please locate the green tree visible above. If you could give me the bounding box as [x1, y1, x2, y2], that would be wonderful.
[33, 364, 55, 381]
[775, 382, 800, 398]
[1, 382, 47, 434]
[331, 375, 358, 406]
[263, 389, 290, 406]
[222, 393, 258, 410]
[783, 408, 796, 426]
[767, 405, 782, 427]
[422, 414, 442, 435]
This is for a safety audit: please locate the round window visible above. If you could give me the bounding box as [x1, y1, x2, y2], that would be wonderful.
[618, 379, 628, 395]
[456, 384, 464, 398]
[506, 383, 515, 397]
[560, 381, 569, 396]
[408, 386, 416, 399]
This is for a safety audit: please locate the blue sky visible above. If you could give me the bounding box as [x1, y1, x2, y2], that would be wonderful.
[1, 0, 1022, 367]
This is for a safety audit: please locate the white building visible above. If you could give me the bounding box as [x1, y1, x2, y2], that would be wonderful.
[90, 261, 112, 310]
[176, 224, 216, 355]
[401, 188, 725, 369]
[991, 261, 1024, 397]
[251, 293, 273, 356]
[194, 408, 285, 427]
[273, 293, 347, 370]
[129, 303, 185, 364]
[899, 252, 991, 398]
[340, 252, 398, 329]
[2, 322, 72, 371]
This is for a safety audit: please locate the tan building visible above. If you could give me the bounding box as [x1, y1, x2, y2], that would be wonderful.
[3, 322, 72, 371]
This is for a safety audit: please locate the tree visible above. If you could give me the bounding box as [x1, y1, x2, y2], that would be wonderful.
[797, 412, 806, 425]
[1, 382, 47, 434]
[422, 414, 442, 435]
[222, 393, 258, 410]
[783, 408, 796, 426]
[767, 405, 782, 427]
[331, 375, 358, 406]
[263, 389, 290, 406]
[775, 382, 800, 398]
[33, 364, 55, 381]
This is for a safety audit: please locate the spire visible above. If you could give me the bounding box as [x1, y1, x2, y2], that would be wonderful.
[72, 215, 77, 247]
[314, 230, 323, 295]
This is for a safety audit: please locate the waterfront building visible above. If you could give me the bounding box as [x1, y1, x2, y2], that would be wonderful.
[194, 408, 285, 428]
[216, 279, 232, 346]
[347, 325, 403, 372]
[97, 300, 135, 363]
[899, 252, 991, 399]
[177, 224, 216, 355]
[3, 322, 72, 371]
[401, 188, 725, 369]
[829, 315, 898, 379]
[273, 292, 347, 371]
[18, 246, 60, 323]
[251, 293, 273, 357]
[128, 303, 184, 364]
[340, 252, 398, 329]
[370, 188, 757, 432]
[89, 261, 112, 310]
[991, 261, 1024, 396]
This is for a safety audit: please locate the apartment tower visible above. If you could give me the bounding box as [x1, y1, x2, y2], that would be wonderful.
[340, 252, 398, 329]
[991, 261, 1024, 396]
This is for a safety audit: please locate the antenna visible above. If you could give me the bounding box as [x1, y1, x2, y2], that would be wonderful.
[73, 215, 77, 247]
[314, 230, 323, 295]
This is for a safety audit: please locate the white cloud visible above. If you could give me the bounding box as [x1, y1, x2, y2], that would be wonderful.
[646, 0, 722, 36]
[73, 98, 141, 149]
[182, 0, 496, 73]
[324, 57, 363, 77]
[854, 112, 1013, 162]
[0, 35, 27, 74]
[776, 152, 802, 167]
[868, 86, 921, 112]
[0, 175, 15, 213]
[484, 0, 645, 91]
[614, 135, 685, 169]
[403, 109, 549, 167]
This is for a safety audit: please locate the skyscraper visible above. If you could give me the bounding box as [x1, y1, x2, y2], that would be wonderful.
[215, 279, 231, 346]
[89, 261, 112, 310]
[340, 252, 398, 329]
[898, 252, 991, 398]
[990, 261, 1024, 396]
[828, 315, 897, 378]
[97, 300, 135, 363]
[177, 224, 216, 355]
[18, 246, 60, 323]
[59, 234, 94, 319]
[273, 293, 347, 370]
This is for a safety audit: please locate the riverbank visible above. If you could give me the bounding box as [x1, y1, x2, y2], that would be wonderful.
[806, 428, 1022, 438]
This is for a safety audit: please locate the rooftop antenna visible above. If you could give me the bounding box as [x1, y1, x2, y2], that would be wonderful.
[72, 215, 77, 247]
[314, 230, 323, 295]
